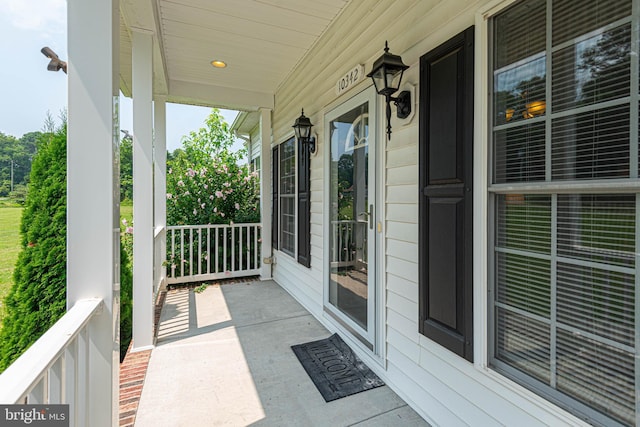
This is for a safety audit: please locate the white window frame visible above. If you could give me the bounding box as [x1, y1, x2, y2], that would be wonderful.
[277, 136, 298, 259]
[479, 1, 640, 426]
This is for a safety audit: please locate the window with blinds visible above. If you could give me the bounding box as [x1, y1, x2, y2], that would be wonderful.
[489, 1, 638, 426]
[279, 138, 296, 257]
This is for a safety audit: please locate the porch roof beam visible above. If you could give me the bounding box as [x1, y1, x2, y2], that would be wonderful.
[167, 79, 275, 112]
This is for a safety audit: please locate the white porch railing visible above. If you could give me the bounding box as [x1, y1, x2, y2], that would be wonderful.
[153, 225, 166, 293]
[167, 223, 261, 284]
[0, 298, 103, 426]
[330, 220, 367, 267]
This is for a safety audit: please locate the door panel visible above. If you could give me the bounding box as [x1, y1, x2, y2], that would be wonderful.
[325, 88, 377, 346]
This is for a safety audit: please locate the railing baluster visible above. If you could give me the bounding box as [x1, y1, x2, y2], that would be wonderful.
[170, 228, 175, 278]
[207, 227, 211, 275]
[215, 227, 220, 273]
[223, 227, 227, 273]
[64, 340, 76, 426]
[77, 327, 88, 427]
[254, 226, 258, 270]
[239, 226, 244, 271]
[231, 226, 235, 272]
[189, 228, 193, 277]
[49, 357, 62, 403]
[198, 228, 202, 276]
[180, 229, 185, 278]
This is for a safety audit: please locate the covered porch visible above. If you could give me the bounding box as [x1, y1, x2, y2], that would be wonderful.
[131, 279, 426, 426]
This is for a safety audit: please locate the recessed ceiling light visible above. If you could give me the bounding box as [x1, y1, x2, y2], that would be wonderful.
[211, 60, 227, 68]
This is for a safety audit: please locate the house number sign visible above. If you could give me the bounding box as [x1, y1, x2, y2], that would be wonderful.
[335, 64, 365, 96]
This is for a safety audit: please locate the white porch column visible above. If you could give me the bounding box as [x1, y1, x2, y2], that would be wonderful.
[132, 30, 155, 351]
[153, 97, 167, 292]
[67, 0, 119, 425]
[259, 108, 273, 279]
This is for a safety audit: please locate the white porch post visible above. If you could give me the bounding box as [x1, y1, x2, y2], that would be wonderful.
[132, 30, 155, 351]
[259, 108, 273, 279]
[154, 97, 167, 292]
[67, 0, 119, 425]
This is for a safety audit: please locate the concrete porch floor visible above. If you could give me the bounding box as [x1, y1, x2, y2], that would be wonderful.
[134, 279, 429, 426]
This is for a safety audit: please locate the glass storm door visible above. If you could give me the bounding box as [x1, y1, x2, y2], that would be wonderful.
[325, 89, 377, 346]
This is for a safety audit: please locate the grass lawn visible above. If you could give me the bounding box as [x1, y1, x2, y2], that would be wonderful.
[121, 202, 133, 225]
[0, 207, 23, 324]
[0, 203, 132, 329]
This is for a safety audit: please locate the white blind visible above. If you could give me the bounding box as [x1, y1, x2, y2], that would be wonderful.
[491, 1, 637, 425]
[279, 139, 296, 256]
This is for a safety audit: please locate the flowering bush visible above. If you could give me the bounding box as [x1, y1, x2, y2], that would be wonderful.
[166, 109, 260, 226]
[167, 162, 259, 225]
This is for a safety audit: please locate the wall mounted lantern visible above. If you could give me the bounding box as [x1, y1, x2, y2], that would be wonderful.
[292, 109, 316, 154]
[367, 41, 410, 140]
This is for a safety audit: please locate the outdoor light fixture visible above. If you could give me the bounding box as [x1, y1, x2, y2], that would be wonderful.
[292, 109, 316, 154]
[41, 47, 67, 74]
[367, 41, 410, 140]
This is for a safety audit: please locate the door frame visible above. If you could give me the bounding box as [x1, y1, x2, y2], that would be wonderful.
[322, 86, 384, 357]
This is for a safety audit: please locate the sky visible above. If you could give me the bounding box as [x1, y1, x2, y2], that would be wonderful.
[0, 0, 239, 152]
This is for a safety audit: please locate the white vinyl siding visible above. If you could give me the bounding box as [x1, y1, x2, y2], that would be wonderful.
[489, 1, 639, 425]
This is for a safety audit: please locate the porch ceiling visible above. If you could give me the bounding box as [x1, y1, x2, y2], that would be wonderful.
[120, 0, 351, 111]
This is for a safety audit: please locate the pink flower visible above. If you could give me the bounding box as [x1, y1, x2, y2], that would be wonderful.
[209, 195, 214, 200]
[230, 221, 234, 225]
[235, 203, 240, 210]
[187, 168, 196, 177]
[223, 182, 231, 187]
[168, 168, 173, 174]
[215, 190, 223, 198]
[167, 193, 173, 199]
[204, 184, 208, 189]
[125, 226, 134, 234]
[122, 218, 128, 226]
[213, 207, 217, 213]
[193, 209, 197, 215]
[177, 180, 184, 187]
[184, 191, 190, 196]
[220, 212, 225, 217]
[201, 203, 206, 209]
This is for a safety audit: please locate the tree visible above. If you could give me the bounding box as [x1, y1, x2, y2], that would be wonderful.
[0, 131, 40, 197]
[0, 120, 134, 371]
[0, 124, 67, 371]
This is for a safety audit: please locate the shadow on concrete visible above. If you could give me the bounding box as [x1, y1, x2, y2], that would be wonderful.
[134, 280, 428, 427]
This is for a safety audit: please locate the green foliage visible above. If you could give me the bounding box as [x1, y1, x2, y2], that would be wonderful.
[0, 131, 40, 197]
[0, 121, 135, 369]
[119, 240, 133, 360]
[119, 205, 134, 360]
[194, 283, 208, 293]
[166, 109, 259, 226]
[8, 184, 28, 205]
[0, 125, 67, 371]
[120, 135, 133, 202]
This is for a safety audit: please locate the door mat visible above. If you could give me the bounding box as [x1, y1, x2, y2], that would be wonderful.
[291, 333, 384, 402]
